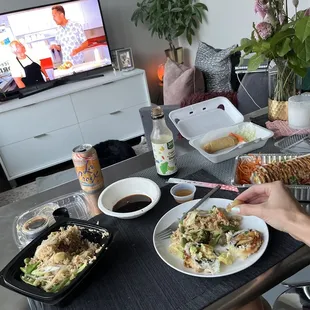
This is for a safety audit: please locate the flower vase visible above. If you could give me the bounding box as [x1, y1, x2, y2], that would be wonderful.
[268, 59, 297, 121]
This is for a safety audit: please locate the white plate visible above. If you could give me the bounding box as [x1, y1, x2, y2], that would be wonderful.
[153, 198, 269, 278]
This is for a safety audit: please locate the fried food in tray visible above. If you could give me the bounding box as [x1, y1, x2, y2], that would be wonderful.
[203, 133, 245, 154]
[251, 155, 310, 185]
[58, 61, 73, 70]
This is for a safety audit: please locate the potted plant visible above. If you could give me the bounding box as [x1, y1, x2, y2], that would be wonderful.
[236, 0, 310, 121]
[131, 0, 208, 64]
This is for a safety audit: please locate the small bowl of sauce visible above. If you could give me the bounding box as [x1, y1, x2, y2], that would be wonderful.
[22, 216, 49, 240]
[170, 183, 196, 204]
[98, 177, 161, 219]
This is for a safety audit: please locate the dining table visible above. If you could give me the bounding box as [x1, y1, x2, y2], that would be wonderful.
[1, 107, 310, 310]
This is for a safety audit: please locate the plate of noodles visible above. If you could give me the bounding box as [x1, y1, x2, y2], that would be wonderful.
[153, 198, 269, 277]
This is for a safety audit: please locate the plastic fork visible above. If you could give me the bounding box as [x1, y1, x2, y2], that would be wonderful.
[156, 185, 221, 240]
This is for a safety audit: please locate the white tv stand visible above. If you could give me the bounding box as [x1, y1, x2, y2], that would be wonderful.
[0, 69, 151, 182]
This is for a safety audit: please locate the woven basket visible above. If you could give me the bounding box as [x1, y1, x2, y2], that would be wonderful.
[268, 99, 288, 121]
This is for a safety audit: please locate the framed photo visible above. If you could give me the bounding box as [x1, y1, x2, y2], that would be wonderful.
[116, 48, 135, 72]
[110, 48, 124, 70]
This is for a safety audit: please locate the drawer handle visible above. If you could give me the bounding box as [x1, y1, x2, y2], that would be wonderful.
[34, 133, 47, 139]
[110, 110, 121, 115]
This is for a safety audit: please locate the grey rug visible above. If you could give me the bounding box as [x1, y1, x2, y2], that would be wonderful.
[0, 143, 149, 208]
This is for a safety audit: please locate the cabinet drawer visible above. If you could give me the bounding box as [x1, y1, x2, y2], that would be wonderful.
[79, 103, 146, 145]
[0, 96, 77, 147]
[71, 74, 149, 122]
[0, 125, 83, 179]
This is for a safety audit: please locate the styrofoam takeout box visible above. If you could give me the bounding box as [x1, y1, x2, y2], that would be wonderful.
[169, 97, 274, 163]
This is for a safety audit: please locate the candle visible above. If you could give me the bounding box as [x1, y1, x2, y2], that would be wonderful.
[288, 95, 310, 129]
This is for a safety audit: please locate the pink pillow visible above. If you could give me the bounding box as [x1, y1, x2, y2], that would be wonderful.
[163, 58, 204, 105]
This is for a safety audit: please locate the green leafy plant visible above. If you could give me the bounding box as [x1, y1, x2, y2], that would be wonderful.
[236, 0, 310, 101]
[131, 0, 208, 51]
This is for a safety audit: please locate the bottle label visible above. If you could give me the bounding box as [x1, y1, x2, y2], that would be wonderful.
[152, 140, 178, 176]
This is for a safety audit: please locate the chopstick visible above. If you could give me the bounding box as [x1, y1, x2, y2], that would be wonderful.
[167, 178, 239, 193]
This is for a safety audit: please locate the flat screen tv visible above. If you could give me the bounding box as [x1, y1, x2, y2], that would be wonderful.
[0, 0, 112, 100]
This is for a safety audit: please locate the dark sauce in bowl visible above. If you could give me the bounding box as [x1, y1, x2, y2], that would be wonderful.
[113, 194, 152, 213]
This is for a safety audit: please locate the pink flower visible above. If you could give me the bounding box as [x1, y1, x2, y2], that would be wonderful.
[305, 8, 310, 16]
[254, 0, 269, 18]
[255, 22, 273, 40]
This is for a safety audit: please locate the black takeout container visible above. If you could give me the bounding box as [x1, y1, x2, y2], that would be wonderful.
[0, 217, 113, 305]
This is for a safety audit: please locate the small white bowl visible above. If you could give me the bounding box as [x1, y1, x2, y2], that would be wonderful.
[98, 177, 161, 219]
[170, 183, 196, 204]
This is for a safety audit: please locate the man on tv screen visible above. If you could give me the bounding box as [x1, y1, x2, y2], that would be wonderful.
[50, 5, 89, 66]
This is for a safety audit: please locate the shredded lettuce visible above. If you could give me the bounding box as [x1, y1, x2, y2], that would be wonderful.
[169, 243, 184, 259]
[218, 252, 234, 265]
[235, 123, 256, 142]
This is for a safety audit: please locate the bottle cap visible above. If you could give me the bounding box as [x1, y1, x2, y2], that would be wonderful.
[151, 106, 164, 119]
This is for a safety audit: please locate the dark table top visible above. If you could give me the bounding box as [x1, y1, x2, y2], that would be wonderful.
[30, 170, 307, 310]
[2, 107, 310, 310]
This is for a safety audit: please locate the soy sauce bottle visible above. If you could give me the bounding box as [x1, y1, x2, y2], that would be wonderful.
[150, 106, 178, 177]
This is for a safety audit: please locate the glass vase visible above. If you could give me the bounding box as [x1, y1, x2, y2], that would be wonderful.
[268, 59, 297, 121]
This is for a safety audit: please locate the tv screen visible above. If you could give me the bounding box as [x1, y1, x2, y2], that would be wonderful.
[0, 0, 112, 96]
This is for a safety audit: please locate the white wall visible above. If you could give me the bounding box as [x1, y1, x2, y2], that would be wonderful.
[0, 0, 168, 102]
[179, 0, 310, 66]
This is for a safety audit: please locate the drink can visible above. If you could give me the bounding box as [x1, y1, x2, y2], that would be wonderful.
[72, 144, 104, 193]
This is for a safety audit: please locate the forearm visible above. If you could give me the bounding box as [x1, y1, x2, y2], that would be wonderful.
[41, 68, 49, 80]
[14, 78, 25, 89]
[292, 212, 310, 246]
[76, 41, 88, 53]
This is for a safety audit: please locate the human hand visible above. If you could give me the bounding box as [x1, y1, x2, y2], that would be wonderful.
[70, 48, 78, 56]
[50, 44, 58, 50]
[232, 181, 307, 240]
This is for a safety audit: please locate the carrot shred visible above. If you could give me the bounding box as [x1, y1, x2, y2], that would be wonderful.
[229, 132, 245, 143]
[236, 155, 261, 185]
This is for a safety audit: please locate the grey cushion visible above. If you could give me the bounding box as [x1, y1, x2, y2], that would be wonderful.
[195, 41, 237, 92]
[237, 72, 268, 115]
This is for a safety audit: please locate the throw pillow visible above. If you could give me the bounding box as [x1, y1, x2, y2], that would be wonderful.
[195, 41, 237, 92]
[163, 58, 204, 105]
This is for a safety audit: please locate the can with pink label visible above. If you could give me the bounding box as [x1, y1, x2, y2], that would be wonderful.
[72, 144, 104, 193]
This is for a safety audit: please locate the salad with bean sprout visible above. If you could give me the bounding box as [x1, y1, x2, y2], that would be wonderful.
[20, 225, 104, 293]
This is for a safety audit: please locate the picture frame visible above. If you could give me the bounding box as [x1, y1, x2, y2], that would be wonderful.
[116, 48, 135, 72]
[110, 48, 124, 71]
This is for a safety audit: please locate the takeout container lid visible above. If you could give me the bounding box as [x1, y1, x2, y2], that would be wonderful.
[13, 192, 91, 250]
[1, 218, 113, 305]
[169, 97, 274, 163]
